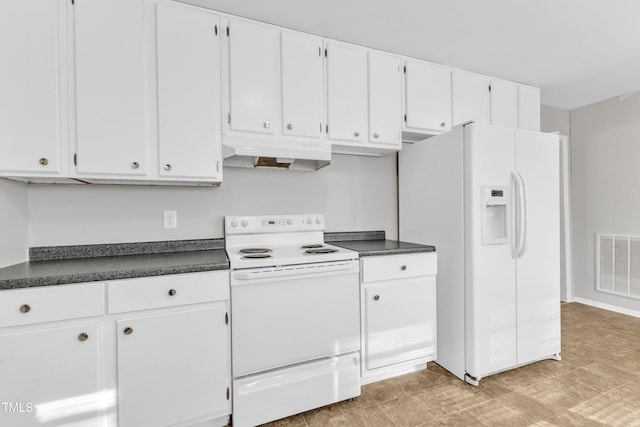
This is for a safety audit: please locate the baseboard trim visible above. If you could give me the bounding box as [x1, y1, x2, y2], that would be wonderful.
[572, 297, 640, 318]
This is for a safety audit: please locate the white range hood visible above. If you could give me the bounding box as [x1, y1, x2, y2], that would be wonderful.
[222, 136, 331, 172]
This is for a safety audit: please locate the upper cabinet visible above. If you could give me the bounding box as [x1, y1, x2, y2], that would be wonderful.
[155, 2, 223, 182]
[452, 71, 490, 127]
[326, 41, 368, 145]
[281, 32, 324, 139]
[325, 42, 402, 155]
[403, 59, 452, 139]
[517, 85, 541, 131]
[0, 0, 69, 178]
[490, 78, 518, 128]
[72, 0, 149, 178]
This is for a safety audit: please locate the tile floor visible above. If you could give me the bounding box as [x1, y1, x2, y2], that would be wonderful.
[262, 302, 640, 426]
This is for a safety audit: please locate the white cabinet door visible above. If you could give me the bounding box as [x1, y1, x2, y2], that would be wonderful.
[281, 31, 324, 139]
[364, 276, 436, 370]
[116, 305, 230, 426]
[73, 0, 149, 177]
[404, 59, 452, 132]
[0, 323, 103, 427]
[0, 0, 67, 176]
[156, 3, 222, 181]
[490, 78, 517, 128]
[517, 85, 541, 131]
[326, 41, 368, 143]
[452, 71, 490, 126]
[368, 51, 402, 146]
[226, 19, 279, 135]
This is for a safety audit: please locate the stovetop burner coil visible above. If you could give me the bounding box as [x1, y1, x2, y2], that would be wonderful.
[304, 248, 338, 254]
[242, 253, 273, 259]
[238, 248, 272, 254]
[301, 244, 324, 249]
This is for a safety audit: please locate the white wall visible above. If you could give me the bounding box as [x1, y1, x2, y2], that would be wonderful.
[28, 153, 398, 246]
[0, 179, 29, 267]
[569, 92, 640, 311]
[541, 104, 570, 136]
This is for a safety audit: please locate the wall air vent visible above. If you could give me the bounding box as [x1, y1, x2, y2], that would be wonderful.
[596, 233, 640, 299]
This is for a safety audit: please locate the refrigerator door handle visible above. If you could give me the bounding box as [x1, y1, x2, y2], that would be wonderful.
[516, 172, 528, 258]
[510, 171, 520, 258]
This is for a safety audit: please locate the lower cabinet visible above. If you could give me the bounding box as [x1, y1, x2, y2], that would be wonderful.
[108, 271, 231, 427]
[361, 253, 437, 384]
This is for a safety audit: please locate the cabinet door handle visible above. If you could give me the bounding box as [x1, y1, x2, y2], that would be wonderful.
[373, 133, 379, 138]
[440, 122, 446, 128]
[373, 295, 380, 301]
[39, 157, 49, 166]
[263, 121, 270, 129]
[287, 123, 293, 130]
[401, 265, 407, 271]
[131, 162, 140, 169]
[78, 332, 89, 342]
[19, 304, 31, 313]
[164, 164, 172, 171]
[354, 131, 360, 137]
[168, 289, 177, 296]
[123, 327, 133, 335]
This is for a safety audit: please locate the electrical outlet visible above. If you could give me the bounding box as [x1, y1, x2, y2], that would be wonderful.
[164, 210, 177, 229]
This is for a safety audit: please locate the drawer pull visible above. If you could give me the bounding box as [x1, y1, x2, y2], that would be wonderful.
[19, 304, 31, 313]
[373, 295, 380, 301]
[401, 265, 407, 271]
[123, 327, 133, 335]
[78, 332, 89, 342]
[168, 289, 177, 296]
[39, 157, 49, 166]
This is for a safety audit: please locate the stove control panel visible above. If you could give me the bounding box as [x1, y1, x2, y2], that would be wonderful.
[225, 214, 325, 234]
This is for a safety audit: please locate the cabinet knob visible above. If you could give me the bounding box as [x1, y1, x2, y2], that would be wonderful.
[131, 162, 140, 170]
[78, 332, 89, 342]
[373, 295, 380, 301]
[440, 122, 446, 128]
[287, 123, 293, 130]
[354, 131, 360, 137]
[401, 265, 407, 271]
[168, 289, 177, 296]
[164, 164, 172, 171]
[123, 327, 133, 335]
[39, 157, 49, 166]
[373, 133, 379, 139]
[19, 304, 31, 313]
[263, 121, 270, 129]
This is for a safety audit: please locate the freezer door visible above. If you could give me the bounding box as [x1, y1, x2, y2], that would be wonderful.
[515, 130, 561, 364]
[464, 124, 517, 378]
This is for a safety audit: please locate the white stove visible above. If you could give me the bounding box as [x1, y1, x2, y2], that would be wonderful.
[224, 214, 361, 427]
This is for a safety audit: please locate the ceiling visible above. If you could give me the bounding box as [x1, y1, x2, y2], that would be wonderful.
[185, 0, 640, 110]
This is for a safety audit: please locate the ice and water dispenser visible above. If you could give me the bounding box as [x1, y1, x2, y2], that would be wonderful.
[481, 186, 509, 245]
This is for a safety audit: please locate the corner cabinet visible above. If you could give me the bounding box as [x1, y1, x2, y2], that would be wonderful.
[360, 253, 437, 384]
[108, 271, 231, 427]
[0, 283, 107, 427]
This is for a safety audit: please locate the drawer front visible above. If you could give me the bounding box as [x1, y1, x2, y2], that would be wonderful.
[108, 271, 229, 314]
[362, 253, 437, 282]
[0, 282, 106, 328]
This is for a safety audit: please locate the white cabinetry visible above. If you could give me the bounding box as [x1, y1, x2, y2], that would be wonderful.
[326, 43, 402, 155]
[155, 1, 223, 182]
[360, 253, 437, 384]
[0, 0, 68, 178]
[403, 59, 452, 140]
[0, 283, 107, 427]
[490, 78, 518, 128]
[452, 71, 490, 127]
[518, 85, 541, 131]
[72, 0, 149, 178]
[108, 271, 231, 427]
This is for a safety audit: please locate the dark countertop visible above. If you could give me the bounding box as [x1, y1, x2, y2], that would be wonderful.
[0, 240, 229, 290]
[325, 231, 435, 257]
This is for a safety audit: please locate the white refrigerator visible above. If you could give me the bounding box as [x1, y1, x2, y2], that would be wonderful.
[399, 123, 561, 385]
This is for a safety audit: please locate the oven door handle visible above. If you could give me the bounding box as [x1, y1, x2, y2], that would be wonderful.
[233, 261, 358, 281]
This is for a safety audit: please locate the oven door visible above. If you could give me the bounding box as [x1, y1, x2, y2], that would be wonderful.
[231, 260, 360, 377]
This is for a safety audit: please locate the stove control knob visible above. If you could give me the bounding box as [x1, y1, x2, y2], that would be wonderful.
[315, 218, 321, 224]
[306, 218, 312, 225]
[241, 220, 248, 227]
[287, 218, 293, 225]
[230, 220, 238, 228]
